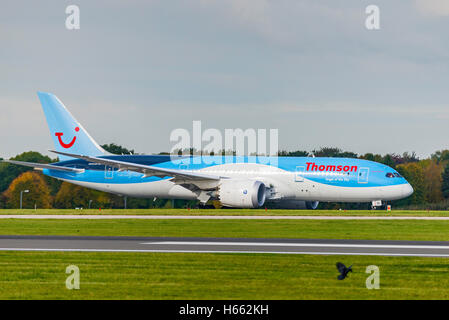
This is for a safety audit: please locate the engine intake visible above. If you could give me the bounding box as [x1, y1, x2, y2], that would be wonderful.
[218, 180, 266, 208]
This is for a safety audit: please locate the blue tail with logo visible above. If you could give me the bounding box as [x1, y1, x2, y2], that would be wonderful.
[37, 92, 108, 162]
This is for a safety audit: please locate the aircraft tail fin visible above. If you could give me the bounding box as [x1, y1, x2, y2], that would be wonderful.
[37, 92, 108, 162]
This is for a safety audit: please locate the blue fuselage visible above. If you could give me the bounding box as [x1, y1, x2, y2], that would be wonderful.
[42, 155, 413, 204]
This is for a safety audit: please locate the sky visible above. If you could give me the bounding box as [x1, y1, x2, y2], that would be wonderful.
[1, 0, 449, 159]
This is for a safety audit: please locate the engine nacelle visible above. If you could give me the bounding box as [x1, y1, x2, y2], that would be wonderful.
[218, 180, 266, 208]
[271, 200, 320, 209]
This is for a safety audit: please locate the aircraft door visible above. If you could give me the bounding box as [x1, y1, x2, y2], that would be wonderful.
[295, 166, 305, 182]
[105, 165, 114, 179]
[358, 167, 369, 184]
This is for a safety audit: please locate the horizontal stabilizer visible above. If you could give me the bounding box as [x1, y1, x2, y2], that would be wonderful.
[2, 160, 84, 173]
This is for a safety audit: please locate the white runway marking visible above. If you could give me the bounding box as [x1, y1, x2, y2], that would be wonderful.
[0, 248, 449, 257]
[142, 241, 449, 250]
[1, 215, 449, 220]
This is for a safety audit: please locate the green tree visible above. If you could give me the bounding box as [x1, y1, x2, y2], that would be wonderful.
[422, 160, 443, 203]
[54, 182, 111, 209]
[3, 171, 52, 209]
[278, 150, 309, 157]
[381, 154, 396, 168]
[401, 152, 419, 164]
[312, 147, 357, 158]
[441, 162, 449, 199]
[396, 163, 425, 205]
[360, 153, 375, 161]
[0, 151, 54, 193]
[101, 143, 134, 155]
[431, 150, 449, 164]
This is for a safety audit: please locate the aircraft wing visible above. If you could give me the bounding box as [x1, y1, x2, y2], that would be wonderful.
[2, 160, 84, 173]
[50, 150, 222, 186]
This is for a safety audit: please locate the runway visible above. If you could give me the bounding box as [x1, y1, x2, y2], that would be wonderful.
[2, 235, 449, 257]
[1, 215, 449, 220]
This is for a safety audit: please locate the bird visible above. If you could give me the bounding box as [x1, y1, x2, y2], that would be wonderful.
[336, 262, 352, 280]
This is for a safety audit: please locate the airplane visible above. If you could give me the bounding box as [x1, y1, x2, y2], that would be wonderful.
[3, 92, 414, 209]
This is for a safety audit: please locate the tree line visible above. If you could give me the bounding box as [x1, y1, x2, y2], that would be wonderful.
[1, 145, 449, 210]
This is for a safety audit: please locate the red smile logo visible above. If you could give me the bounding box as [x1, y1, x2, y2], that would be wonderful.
[55, 127, 79, 149]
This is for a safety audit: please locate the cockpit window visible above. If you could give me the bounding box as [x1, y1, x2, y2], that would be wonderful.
[386, 172, 402, 178]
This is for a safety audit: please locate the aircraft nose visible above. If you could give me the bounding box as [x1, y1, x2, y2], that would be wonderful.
[402, 183, 414, 197]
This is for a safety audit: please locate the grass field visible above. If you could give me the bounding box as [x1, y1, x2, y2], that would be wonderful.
[1, 251, 449, 299]
[1, 208, 449, 216]
[2, 212, 449, 299]
[1, 218, 449, 241]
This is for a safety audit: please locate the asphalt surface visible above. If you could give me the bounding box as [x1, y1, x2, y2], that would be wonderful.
[2, 235, 449, 257]
[1, 215, 449, 220]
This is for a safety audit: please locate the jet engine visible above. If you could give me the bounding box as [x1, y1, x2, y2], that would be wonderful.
[218, 179, 266, 208]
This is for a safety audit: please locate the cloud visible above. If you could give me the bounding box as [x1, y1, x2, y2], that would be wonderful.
[0, 96, 48, 158]
[1, 1, 449, 159]
[196, 0, 361, 46]
[415, 0, 449, 16]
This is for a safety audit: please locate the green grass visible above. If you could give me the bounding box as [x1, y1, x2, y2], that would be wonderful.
[1, 251, 449, 299]
[2, 215, 449, 299]
[1, 219, 449, 241]
[2, 208, 449, 216]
